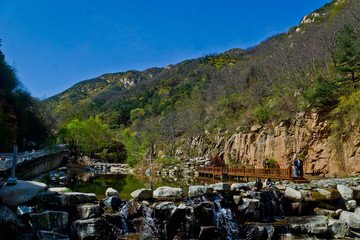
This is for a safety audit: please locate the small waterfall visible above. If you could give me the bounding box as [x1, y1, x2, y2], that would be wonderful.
[119, 202, 130, 234]
[215, 207, 238, 239]
[260, 190, 285, 222]
[118, 201, 159, 237]
[140, 205, 159, 237]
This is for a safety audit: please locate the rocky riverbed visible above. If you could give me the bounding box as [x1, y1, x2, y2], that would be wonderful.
[1, 177, 360, 239]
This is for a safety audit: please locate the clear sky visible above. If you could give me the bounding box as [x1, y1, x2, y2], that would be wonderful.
[0, 0, 331, 98]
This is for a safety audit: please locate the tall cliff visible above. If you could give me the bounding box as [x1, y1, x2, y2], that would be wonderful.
[196, 110, 360, 177]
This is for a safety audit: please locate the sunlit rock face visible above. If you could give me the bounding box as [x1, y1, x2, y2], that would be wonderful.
[192, 110, 360, 177]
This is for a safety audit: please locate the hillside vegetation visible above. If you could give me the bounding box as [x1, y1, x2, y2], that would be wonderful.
[45, 0, 360, 165]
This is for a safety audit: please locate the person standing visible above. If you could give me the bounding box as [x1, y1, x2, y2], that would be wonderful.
[293, 158, 299, 177]
[263, 157, 268, 169]
[298, 157, 304, 177]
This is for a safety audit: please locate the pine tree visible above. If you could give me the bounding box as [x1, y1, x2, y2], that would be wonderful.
[335, 24, 360, 87]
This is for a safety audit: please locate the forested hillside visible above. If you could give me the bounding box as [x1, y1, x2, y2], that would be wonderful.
[45, 0, 360, 168]
[0, 41, 48, 152]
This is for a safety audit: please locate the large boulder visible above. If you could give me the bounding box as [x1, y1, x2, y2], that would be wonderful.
[0, 206, 25, 239]
[210, 182, 231, 193]
[337, 185, 354, 200]
[198, 226, 222, 240]
[105, 188, 119, 198]
[339, 211, 360, 229]
[188, 185, 213, 197]
[289, 216, 328, 235]
[120, 200, 143, 221]
[242, 198, 260, 210]
[153, 201, 176, 220]
[57, 192, 97, 207]
[315, 188, 341, 201]
[71, 218, 112, 240]
[102, 196, 122, 211]
[345, 200, 357, 211]
[314, 208, 337, 218]
[130, 188, 153, 200]
[194, 202, 216, 226]
[0, 180, 47, 207]
[351, 186, 360, 200]
[230, 183, 248, 192]
[29, 210, 68, 231]
[328, 219, 349, 238]
[36, 230, 70, 240]
[153, 186, 184, 199]
[77, 204, 102, 220]
[355, 207, 360, 214]
[284, 187, 303, 202]
[299, 190, 325, 202]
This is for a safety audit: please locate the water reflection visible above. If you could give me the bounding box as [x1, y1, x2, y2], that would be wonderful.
[67, 172, 231, 199]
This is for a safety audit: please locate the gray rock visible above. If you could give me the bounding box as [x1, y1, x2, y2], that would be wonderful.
[105, 187, 119, 198]
[346, 200, 357, 211]
[153, 186, 184, 198]
[0, 205, 25, 237]
[0, 180, 47, 207]
[233, 195, 241, 205]
[314, 208, 336, 217]
[153, 201, 176, 220]
[289, 216, 328, 235]
[57, 192, 97, 207]
[209, 182, 231, 193]
[30, 210, 68, 231]
[17, 205, 35, 216]
[355, 207, 360, 214]
[247, 182, 255, 189]
[337, 185, 354, 200]
[328, 219, 349, 238]
[285, 187, 303, 202]
[198, 226, 222, 240]
[71, 218, 111, 240]
[131, 188, 153, 200]
[37, 230, 70, 240]
[103, 196, 121, 211]
[351, 186, 360, 200]
[339, 211, 360, 229]
[316, 188, 341, 201]
[77, 204, 102, 220]
[299, 189, 325, 202]
[188, 185, 213, 197]
[230, 183, 248, 192]
[291, 202, 303, 215]
[242, 198, 260, 210]
[48, 187, 69, 193]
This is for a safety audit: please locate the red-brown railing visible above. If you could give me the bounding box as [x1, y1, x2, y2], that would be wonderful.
[198, 166, 294, 180]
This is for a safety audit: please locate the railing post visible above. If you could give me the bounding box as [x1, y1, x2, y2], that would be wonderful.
[288, 165, 292, 178]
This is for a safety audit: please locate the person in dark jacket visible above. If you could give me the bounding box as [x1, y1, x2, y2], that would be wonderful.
[254, 178, 263, 191]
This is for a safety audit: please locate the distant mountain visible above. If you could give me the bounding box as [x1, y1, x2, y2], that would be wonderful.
[45, 0, 359, 131]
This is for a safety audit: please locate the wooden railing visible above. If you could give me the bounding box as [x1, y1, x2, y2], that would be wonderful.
[197, 166, 294, 180]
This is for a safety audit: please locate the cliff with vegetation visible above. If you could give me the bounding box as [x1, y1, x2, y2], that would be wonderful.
[0, 42, 49, 152]
[45, 0, 360, 176]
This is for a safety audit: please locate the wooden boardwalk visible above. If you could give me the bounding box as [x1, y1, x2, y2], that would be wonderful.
[197, 166, 309, 183]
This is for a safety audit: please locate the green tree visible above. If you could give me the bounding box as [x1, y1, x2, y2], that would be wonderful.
[303, 75, 340, 108]
[117, 128, 148, 167]
[335, 24, 360, 87]
[58, 117, 123, 161]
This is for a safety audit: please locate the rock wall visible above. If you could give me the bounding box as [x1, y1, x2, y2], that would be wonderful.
[196, 111, 360, 177]
[0, 151, 70, 179]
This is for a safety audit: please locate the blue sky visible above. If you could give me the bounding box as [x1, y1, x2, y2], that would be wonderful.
[0, 0, 331, 98]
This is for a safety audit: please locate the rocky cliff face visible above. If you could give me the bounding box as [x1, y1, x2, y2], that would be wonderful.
[196, 110, 360, 177]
